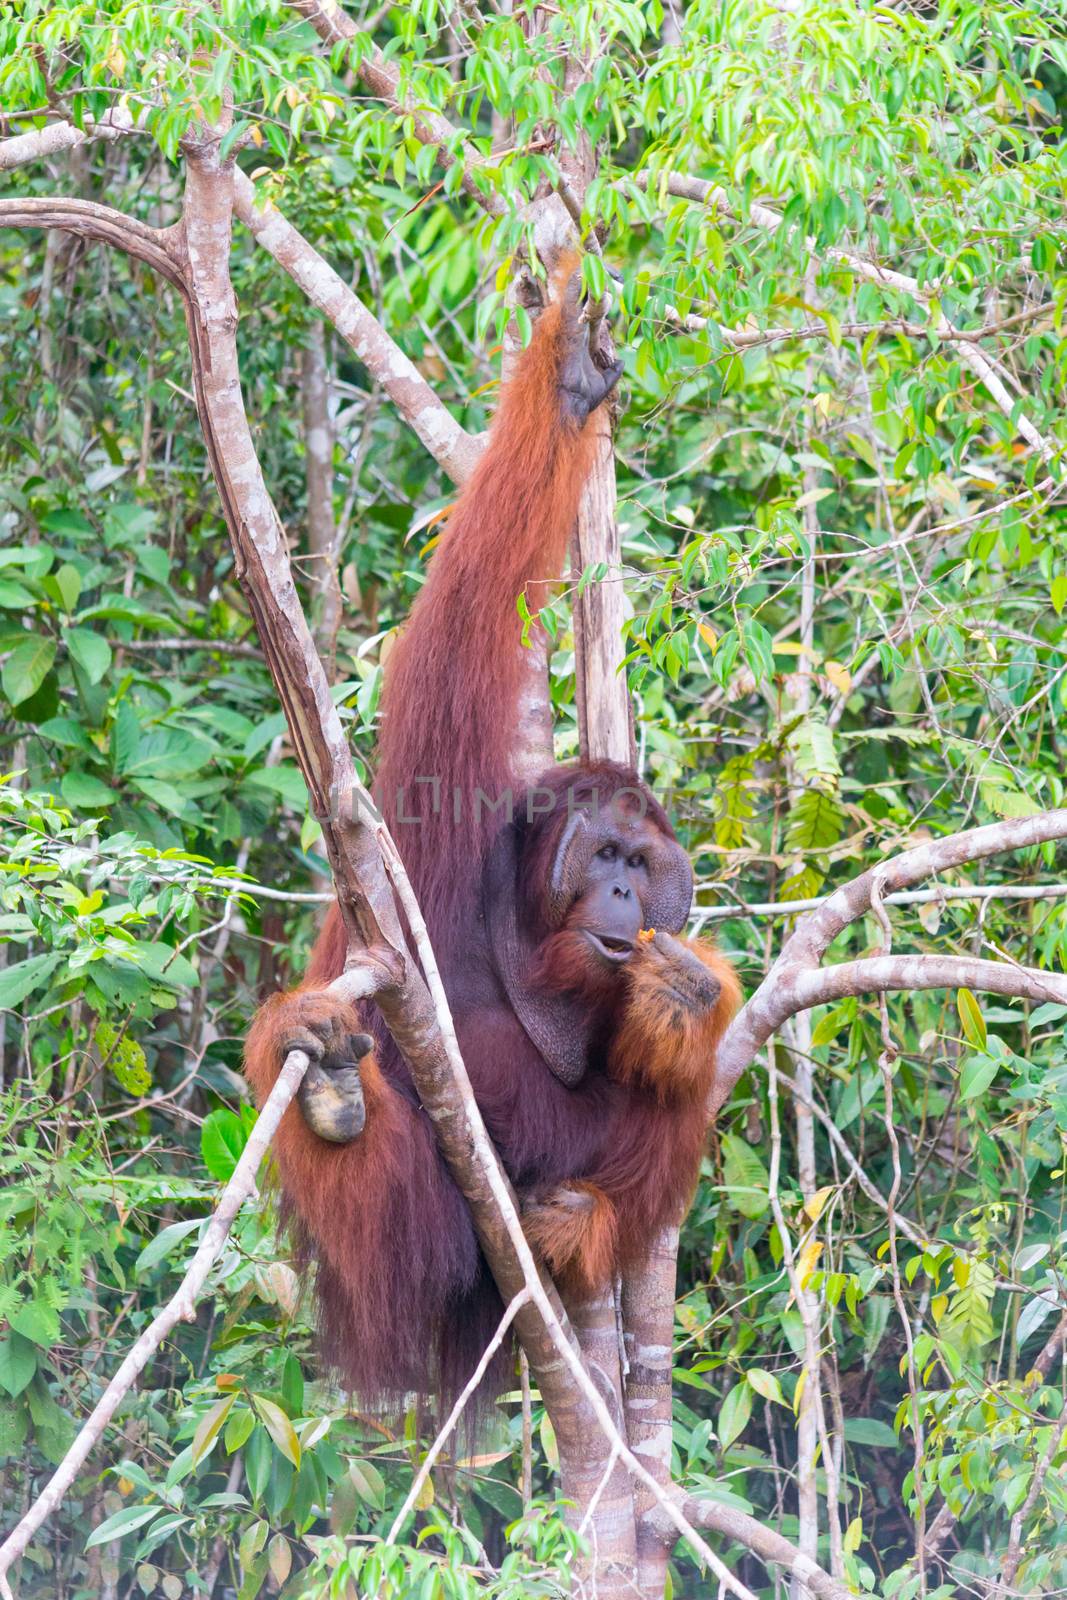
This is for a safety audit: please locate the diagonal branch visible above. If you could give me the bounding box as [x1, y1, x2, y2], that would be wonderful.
[0, 121, 479, 484]
[284, 0, 506, 218]
[229, 171, 480, 483]
[0, 1039, 318, 1596]
[0, 146, 598, 1520]
[655, 1493, 856, 1600]
[639, 170, 1061, 469]
[714, 810, 1067, 1109]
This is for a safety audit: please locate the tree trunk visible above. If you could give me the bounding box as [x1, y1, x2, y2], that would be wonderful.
[301, 319, 342, 678]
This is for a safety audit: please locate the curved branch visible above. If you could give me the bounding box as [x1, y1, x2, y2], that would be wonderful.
[782, 811, 1067, 969]
[651, 1493, 855, 1600]
[714, 810, 1067, 1106]
[0, 196, 182, 286]
[717, 953, 1067, 1114]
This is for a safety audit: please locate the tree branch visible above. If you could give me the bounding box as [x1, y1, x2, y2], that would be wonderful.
[283, 0, 506, 219]
[654, 1493, 856, 1600]
[639, 170, 1061, 469]
[714, 810, 1067, 1109]
[693, 881, 1067, 925]
[0, 1041, 318, 1596]
[0, 107, 135, 170]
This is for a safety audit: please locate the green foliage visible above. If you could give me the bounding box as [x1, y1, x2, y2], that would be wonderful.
[2, 0, 1067, 1592]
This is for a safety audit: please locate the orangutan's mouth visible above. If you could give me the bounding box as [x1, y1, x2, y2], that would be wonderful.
[585, 932, 635, 966]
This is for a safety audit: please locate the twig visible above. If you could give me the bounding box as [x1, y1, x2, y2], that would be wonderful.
[386, 1291, 530, 1543]
[0, 1047, 313, 1594]
[997, 1407, 1067, 1593]
[639, 170, 1061, 468]
[692, 882, 1067, 925]
[870, 875, 926, 1591]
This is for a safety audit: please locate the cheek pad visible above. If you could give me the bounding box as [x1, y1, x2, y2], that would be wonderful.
[641, 840, 694, 934]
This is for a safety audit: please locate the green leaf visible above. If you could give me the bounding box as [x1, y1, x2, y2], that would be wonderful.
[36, 716, 93, 751]
[745, 1368, 784, 1405]
[956, 989, 987, 1051]
[1029, 1002, 1067, 1028]
[11, 1301, 60, 1347]
[130, 778, 188, 816]
[348, 1458, 386, 1509]
[66, 627, 112, 685]
[52, 563, 82, 613]
[135, 1218, 203, 1275]
[2, 637, 57, 705]
[61, 772, 115, 809]
[85, 1504, 161, 1549]
[191, 1394, 237, 1468]
[0, 1335, 37, 1397]
[251, 1395, 301, 1468]
[127, 942, 197, 991]
[201, 1108, 249, 1181]
[959, 1054, 999, 1102]
[811, 1002, 855, 1049]
[224, 1405, 255, 1455]
[718, 1381, 753, 1449]
[0, 581, 39, 609]
[0, 952, 62, 1010]
[842, 1417, 899, 1448]
[95, 1020, 151, 1094]
[721, 1132, 769, 1219]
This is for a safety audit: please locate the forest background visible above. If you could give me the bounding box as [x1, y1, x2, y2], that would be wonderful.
[1, 0, 1067, 1597]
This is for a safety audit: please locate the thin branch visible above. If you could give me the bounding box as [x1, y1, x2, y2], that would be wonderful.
[386, 1291, 531, 1543]
[662, 309, 1052, 349]
[0, 1043, 317, 1594]
[283, 0, 506, 219]
[869, 877, 927, 1589]
[923, 1308, 1067, 1559]
[655, 1492, 857, 1600]
[639, 170, 1061, 468]
[997, 1406, 1067, 1593]
[692, 882, 1067, 925]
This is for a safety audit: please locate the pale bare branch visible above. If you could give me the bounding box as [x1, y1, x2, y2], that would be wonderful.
[638, 170, 1061, 468]
[283, 0, 506, 218]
